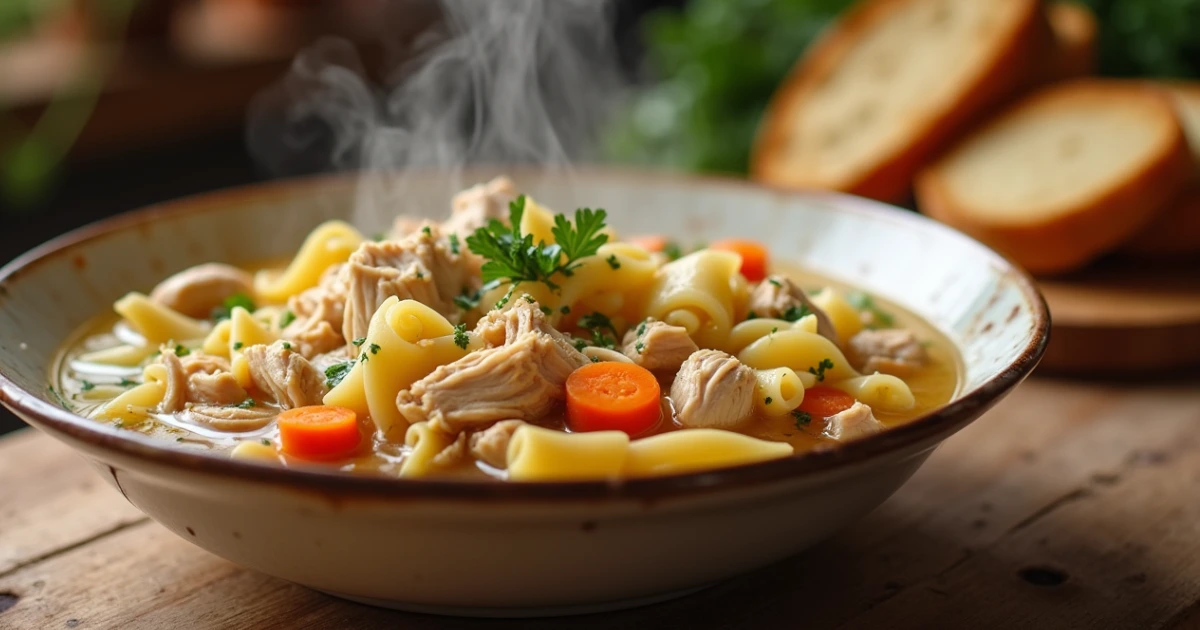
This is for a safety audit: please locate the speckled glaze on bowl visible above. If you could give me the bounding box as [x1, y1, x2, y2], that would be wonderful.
[0, 170, 1048, 617]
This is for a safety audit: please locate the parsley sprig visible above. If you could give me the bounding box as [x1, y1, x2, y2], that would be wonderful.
[465, 196, 609, 300]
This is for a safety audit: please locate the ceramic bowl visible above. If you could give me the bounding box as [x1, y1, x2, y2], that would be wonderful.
[0, 170, 1048, 617]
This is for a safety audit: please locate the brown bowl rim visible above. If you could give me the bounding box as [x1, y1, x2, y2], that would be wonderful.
[0, 168, 1050, 502]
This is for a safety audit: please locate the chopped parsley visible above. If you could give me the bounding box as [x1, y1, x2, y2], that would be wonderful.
[590, 355, 601, 363]
[373, 232, 387, 242]
[422, 225, 432, 236]
[118, 377, 137, 387]
[560, 305, 571, 315]
[210, 293, 256, 322]
[465, 196, 609, 296]
[360, 352, 369, 363]
[80, 380, 95, 392]
[47, 386, 73, 411]
[539, 305, 553, 316]
[454, 289, 481, 311]
[781, 304, 813, 322]
[174, 344, 190, 357]
[771, 326, 778, 335]
[764, 396, 773, 405]
[415, 271, 425, 280]
[847, 290, 895, 328]
[227, 398, 256, 409]
[573, 338, 590, 352]
[808, 358, 834, 382]
[324, 361, 355, 389]
[523, 294, 536, 304]
[112, 419, 124, 428]
[747, 311, 759, 320]
[663, 242, 683, 261]
[448, 233, 460, 254]
[579, 312, 619, 349]
[792, 410, 812, 427]
[636, 320, 648, 336]
[176, 436, 184, 442]
[260, 438, 271, 446]
[351, 337, 366, 347]
[281, 341, 292, 351]
[606, 254, 621, 270]
[368, 343, 381, 355]
[453, 323, 470, 349]
[635, 341, 645, 354]
[233, 341, 244, 350]
[279, 309, 296, 328]
[768, 278, 782, 287]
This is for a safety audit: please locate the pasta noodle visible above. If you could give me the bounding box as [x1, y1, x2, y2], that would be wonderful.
[507, 424, 630, 481]
[738, 329, 859, 383]
[754, 367, 806, 417]
[113, 292, 210, 345]
[254, 220, 362, 303]
[644, 250, 741, 349]
[830, 374, 916, 413]
[200, 319, 233, 358]
[94, 363, 169, 424]
[77, 343, 160, 367]
[810, 288, 864, 342]
[623, 429, 793, 477]
[722, 315, 818, 355]
[228, 307, 279, 388]
[401, 421, 456, 477]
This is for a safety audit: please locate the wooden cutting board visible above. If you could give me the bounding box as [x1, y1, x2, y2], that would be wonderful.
[1036, 256, 1200, 373]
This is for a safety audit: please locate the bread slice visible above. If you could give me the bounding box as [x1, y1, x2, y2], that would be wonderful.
[751, 0, 1052, 204]
[916, 81, 1196, 274]
[1042, 1, 1097, 82]
[1123, 84, 1200, 257]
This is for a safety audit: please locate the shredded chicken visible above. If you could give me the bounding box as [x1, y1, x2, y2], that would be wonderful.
[241, 342, 327, 409]
[846, 329, 928, 377]
[432, 431, 469, 468]
[181, 404, 276, 433]
[342, 226, 476, 344]
[469, 420, 524, 469]
[149, 263, 254, 319]
[442, 176, 517, 238]
[670, 350, 757, 429]
[473, 300, 575, 349]
[397, 331, 589, 433]
[283, 263, 350, 359]
[748, 275, 839, 343]
[822, 402, 885, 442]
[621, 319, 698, 372]
[159, 350, 248, 412]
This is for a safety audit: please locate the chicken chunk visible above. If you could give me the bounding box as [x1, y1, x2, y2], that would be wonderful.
[283, 263, 350, 359]
[469, 420, 525, 469]
[432, 431, 469, 468]
[442, 176, 518, 237]
[342, 226, 476, 344]
[670, 350, 757, 430]
[621, 319, 698, 372]
[182, 404, 276, 433]
[473, 299, 575, 349]
[396, 332, 589, 433]
[150, 263, 254, 319]
[159, 350, 248, 412]
[846, 328, 928, 377]
[748, 275, 839, 343]
[822, 402, 885, 442]
[241, 342, 327, 409]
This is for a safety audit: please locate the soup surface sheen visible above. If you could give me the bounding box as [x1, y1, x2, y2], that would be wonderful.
[52, 177, 961, 481]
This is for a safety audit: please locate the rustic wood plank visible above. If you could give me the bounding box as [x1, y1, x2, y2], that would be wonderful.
[0, 378, 1198, 629]
[0, 430, 145, 577]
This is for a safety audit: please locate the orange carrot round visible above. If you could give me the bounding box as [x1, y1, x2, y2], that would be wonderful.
[566, 362, 662, 436]
[710, 238, 769, 282]
[797, 386, 856, 419]
[276, 405, 361, 460]
[627, 234, 670, 253]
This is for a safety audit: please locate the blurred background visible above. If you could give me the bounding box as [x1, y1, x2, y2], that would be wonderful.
[1, 0, 1198, 434]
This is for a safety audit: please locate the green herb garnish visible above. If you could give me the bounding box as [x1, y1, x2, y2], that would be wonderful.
[539, 305, 553, 316]
[422, 225, 432, 236]
[80, 380, 95, 392]
[808, 358, 834, 382]
[210, 293, 256, 322]
[119, 377, 137, 387]
[352, 337, 366, 347]
[174, 344, 190, 357]
[792, 410, 812, 428]
[764, 397, 773, 405]
[453, 323, 470, 350]
[663, 242, 683, 261]
[747, 310, 759, 320]
[261, 438, 271, 446]
[635, 341, 645, 354]
[281, 341, 292, 351]
[579, 312, 619, 349]
[233, 341, 244, 350]
[781, 304, 813, 323]
[454, 289, 481, 311]
[373, 232, 387, 242]
[324, 361, 355, 389]
[846, 290, 895, 328]
[368, 343, 381, 355]
[227, 398, 255, 409]
[448, 233, 460, 254]
[465, 196, 609, 296]
[606, 254, 621, 270]
[768, 278, 782, 287]
[279, 309, 296, 328]
[47, 386, 73, 411]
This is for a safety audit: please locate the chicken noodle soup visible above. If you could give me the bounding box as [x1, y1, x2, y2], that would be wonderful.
[52, 177, 961, 480]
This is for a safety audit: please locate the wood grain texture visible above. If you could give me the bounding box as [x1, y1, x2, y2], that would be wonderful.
[0, 378, 1198, 629]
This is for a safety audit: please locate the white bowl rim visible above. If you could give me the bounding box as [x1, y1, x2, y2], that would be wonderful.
[0, 168, 1050, 502]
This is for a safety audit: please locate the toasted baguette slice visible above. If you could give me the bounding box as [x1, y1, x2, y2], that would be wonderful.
[1124, 84, 1200, 257]
[751, 0, 1051, 204]
[915, 81, 1196, 275]
[1043, 1, 1097, 82]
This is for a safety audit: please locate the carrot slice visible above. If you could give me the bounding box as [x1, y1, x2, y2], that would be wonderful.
[276, 405, 361, 460]
[710, 238, 769, 282]
[627, 234, 669, 253]
[566, 362, 662, 437]
[797, 386, 856, 419]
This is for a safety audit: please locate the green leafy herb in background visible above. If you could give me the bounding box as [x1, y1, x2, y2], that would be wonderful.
[607, 0, 1200, 175]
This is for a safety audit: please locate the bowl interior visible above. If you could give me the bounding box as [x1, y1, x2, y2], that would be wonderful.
[0, 169, 1046, 484]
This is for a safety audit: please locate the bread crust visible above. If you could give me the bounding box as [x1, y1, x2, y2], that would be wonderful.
[1124, 84, 1200, 257]
[1041, 1, 1097, 83]
[916, 81, 1197, 274]
[751, 0, 1052, 204]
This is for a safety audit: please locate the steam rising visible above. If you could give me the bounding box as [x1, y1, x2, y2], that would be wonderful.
[247, 0, 626, 226]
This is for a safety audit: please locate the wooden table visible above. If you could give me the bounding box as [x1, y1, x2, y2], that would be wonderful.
[2, 376, 1198, 629]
